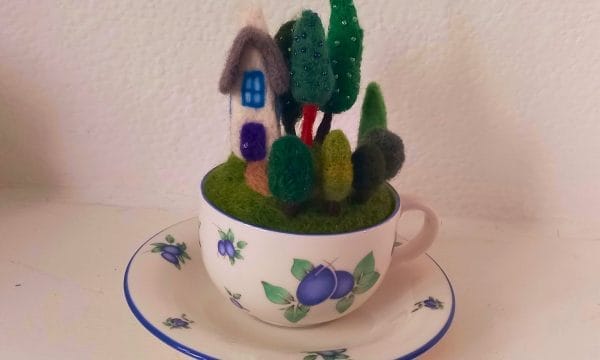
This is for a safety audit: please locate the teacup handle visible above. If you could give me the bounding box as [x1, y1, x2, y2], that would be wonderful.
[393, 193, 439, 262]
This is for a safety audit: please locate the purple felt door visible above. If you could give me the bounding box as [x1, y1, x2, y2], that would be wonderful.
[240, 122, 267, 162]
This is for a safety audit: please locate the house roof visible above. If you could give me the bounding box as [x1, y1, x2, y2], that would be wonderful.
[219, 26, 289, 96]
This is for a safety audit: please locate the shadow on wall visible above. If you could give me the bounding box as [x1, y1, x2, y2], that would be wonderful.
[0, 61, 60, 191]
[387, 11, 545, 221]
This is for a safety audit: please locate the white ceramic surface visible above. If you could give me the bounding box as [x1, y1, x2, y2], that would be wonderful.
[124, 218, 454, 360]
[198, 184, 439, 327]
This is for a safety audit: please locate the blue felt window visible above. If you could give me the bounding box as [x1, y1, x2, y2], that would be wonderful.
[241, 71, 265, 109]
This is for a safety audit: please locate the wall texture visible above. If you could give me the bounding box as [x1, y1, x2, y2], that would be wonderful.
[1, 0, 599, 222]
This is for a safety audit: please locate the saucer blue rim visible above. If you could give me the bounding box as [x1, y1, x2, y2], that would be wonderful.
[123, 219, 455, 360]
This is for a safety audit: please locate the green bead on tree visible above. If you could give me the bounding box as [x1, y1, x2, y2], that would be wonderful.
[360, 128, 405, 180]
[275, 20, 302, 135]
[321, 130, 353, 215]
[315, 0, 364, 144]
[358, 82, 387, 143]
[291, 10, 335, 146]
[268, 136, 315, 216]
[352, 144, 386, 203]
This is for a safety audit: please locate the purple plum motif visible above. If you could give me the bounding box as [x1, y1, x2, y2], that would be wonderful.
[163, 314, 193, 329]
[217, 228, 246, 265]
[225, 287, 248, 311]
[412, 297, 444, 312]
[303, 348, 350, 360]
[150, 234, 191, 270]
[261, 252, 381, 323]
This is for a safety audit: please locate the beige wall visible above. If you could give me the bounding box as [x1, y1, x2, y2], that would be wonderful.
[1, 0, 599, 222]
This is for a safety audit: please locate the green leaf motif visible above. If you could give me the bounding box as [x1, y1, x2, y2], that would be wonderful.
[227, 229, 234, 241]
[284, 304, 310, 323]
[165, 235, 175, 243]
[354, 271, 380, 294]
[218, 229, 227, 240]
[180, 242, 187, 250]
[353, 251, 375, 280]
[233, 293, 241, 300]
[291, 259, 314, 281]
[336, 355, 350, 359]
[336, 293, 355, 313]
[182, 252, 191, 260]
[151, 246, 163, 253]
[229, 257, 235, 266]
[304, 355, 318, 360]
[234, 250, 244, 260]
[236, 241, 247, 249]
[261, 281, 294, 305]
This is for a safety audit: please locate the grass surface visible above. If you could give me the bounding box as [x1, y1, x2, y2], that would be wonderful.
[202, 155, 396, 234]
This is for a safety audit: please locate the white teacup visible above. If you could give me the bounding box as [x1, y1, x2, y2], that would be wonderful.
[199, 178, 439, 327]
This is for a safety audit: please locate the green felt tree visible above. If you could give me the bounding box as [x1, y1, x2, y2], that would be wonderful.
[321, 130, 353, 215]
[268, 136, 315, 216]
[290, 10, 334, 147]
[351, 144, 386, 203]
[275, 20, 302, 136]
[315, 0, 364, 144]
[358, 82, 387, 143]
[360, 128, 405, 180]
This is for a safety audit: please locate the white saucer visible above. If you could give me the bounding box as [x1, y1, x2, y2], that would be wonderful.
[124, 219, 454, 360]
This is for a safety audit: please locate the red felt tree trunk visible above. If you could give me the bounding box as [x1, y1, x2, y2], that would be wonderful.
[301, 104, 318, 147]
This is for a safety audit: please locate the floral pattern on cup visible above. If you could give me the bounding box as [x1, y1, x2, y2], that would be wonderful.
[217, 228, 247, 265]
[303, 348, 350, 360]
[151, 234, 191, 270]
[163, 314, 194, 329]
[412, 296, 444, 312]
[225, 287, 248, 311]
[261, 252, 380, 323]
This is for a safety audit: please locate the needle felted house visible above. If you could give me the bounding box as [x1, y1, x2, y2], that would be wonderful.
[218, 10, 289, 168]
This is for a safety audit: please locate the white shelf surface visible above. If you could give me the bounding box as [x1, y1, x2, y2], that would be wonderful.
[1, 189, 599, 359]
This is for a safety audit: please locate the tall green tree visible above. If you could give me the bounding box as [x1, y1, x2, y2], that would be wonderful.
[268, 136, 315, 216]
[315, 0, 364, 144]
[358, 82, 387, 143]
[290, 10, 334, 147]
[275, 20, 302, 135]
[321, 130, 353, 215]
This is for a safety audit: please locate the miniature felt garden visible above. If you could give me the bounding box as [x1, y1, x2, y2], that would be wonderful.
[203, 0, 405, 234]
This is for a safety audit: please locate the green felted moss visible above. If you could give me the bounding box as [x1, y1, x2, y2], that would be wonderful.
[268, 136, 314, 204]
[290, 10, 334, 106]
[203, 154, 396, 234]
[352, 144, 386, 203]
[360, 128, 405, 180]
[322, 0, 364, 114]
[275, 20, 302, 135]
[321, 130, 353, 202]
[358, 82, 387, 143]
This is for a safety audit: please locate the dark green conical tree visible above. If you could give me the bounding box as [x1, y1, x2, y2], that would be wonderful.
[315, 0, 364, 144]
[268, 136, 315, 216]
[290, 10, 334, 147]
[351, 144, 385, 203]
[358, 82, 387, 143]
[275, 20, 302, 135]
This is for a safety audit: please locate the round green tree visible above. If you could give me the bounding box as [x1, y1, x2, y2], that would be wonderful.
[315, 0, 364, 144]
[321, 130, 353, 214]
[290, 10, 334, 146]
[275, 20, 302, 135]
[268, 136, 315, 215]
[358, 82, 387, 143]
[360, 128, 405, 180]
[351, 144, 386, 203]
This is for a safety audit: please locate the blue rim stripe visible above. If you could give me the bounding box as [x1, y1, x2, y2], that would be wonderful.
[123, 220, 455, 360]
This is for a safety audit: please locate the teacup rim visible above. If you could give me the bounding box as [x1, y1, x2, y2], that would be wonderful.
[200, 165, 402, 237]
